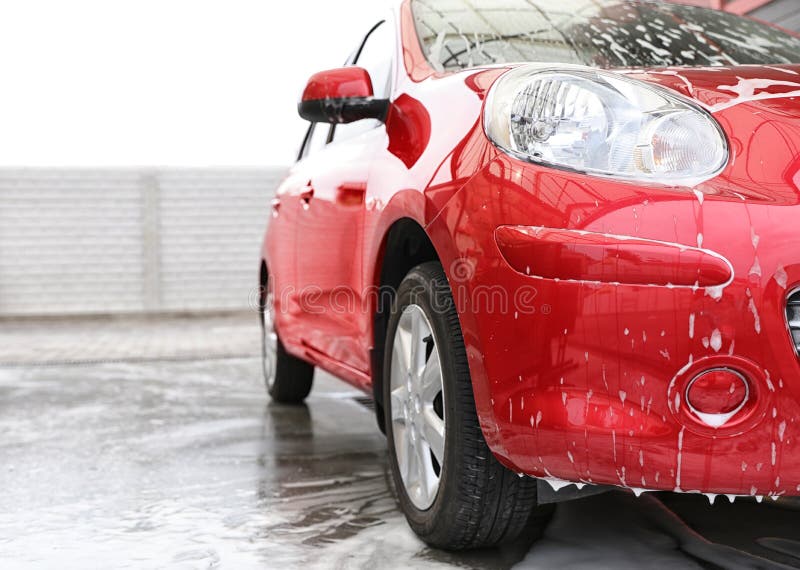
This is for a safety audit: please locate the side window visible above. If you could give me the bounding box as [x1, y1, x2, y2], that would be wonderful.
[329, 21, 394, 144]
[298, 122, 331, 161]
[356, 21, 393, 100]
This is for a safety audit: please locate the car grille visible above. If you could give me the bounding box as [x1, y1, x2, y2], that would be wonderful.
[787, 290, 800, 355]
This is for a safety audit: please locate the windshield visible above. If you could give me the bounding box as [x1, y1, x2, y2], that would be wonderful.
[411, 0, 800, 71]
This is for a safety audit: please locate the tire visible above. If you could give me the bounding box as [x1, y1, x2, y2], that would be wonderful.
[261, 273, 313, 404]
[383, 261, 551, 550]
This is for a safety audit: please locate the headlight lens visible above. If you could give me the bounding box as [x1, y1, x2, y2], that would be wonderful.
[484, 66, 728, 186]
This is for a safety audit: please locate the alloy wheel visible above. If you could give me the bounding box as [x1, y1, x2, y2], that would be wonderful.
[262, 285, 278, 389]
[389, 304, 446, 510]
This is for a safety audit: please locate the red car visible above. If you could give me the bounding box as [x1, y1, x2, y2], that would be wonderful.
[261, 0, 800, 550]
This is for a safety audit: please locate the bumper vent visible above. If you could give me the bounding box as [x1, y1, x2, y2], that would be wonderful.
[787, 290, 800, 355]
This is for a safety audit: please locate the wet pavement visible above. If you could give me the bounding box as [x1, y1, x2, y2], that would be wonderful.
[2, 316, 800, 569]
[0, 357, 520, 569]
[0, 313, 260, 365]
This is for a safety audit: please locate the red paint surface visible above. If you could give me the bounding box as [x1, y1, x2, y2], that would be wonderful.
[494, 226, 733, 287]
[301, 67, 374, 102]
[264, 0, 800, 497]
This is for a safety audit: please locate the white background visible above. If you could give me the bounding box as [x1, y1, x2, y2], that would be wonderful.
[0, 0, 384, 167]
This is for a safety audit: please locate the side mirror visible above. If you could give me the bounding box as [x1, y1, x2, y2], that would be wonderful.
[298, 67, 389, 124]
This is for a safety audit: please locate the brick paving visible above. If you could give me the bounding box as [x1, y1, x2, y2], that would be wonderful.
[0, 312, 261, 365]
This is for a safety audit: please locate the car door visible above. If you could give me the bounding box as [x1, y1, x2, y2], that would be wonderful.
[294, 20, 395, 378]
[271, 121, 331, 346]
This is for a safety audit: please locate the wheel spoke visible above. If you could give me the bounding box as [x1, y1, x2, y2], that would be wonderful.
[415, 436, 430, 500]
[409, 310, 421, 377]
[394, 321, 413, 375]
[391, 340, 410, 389]
[419, 349, 442, 402]
[393, 423, 410, 481]
[390, 385, 408, 422]
[404, 430, 418, 486]
[421, 409, 445, 464]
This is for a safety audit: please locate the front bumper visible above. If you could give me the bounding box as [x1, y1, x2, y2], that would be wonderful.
[429, 155, 800, 497]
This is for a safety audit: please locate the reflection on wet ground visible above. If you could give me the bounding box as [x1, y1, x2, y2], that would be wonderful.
[0, 357, 799, 569]
[0, 358, 525, 569]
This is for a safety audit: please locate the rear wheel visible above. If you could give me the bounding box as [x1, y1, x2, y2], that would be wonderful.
[261, 273, 313, 404]
[384, 261, 551, 550]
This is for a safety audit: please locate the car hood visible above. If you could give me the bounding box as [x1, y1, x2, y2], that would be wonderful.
[618, 64, 800, 118]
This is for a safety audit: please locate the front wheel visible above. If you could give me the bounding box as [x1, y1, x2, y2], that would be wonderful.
[261, 274, 313, 404]
[383, 261, 551, 550]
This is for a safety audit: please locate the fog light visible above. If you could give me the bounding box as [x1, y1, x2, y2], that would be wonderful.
[686, 368, 749, 428]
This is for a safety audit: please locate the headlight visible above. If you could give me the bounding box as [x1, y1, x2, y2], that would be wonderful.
[484, 66, 728, 186]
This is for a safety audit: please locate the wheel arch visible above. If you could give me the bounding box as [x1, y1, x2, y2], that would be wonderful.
[370, 217, 441, 431]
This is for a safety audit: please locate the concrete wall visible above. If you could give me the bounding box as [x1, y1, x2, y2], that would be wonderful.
[0, 168, 283, 316]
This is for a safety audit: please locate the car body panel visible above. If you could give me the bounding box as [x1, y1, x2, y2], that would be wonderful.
[264, 0, 800, 497]
[293, 129, 376, 377]
[434, 149, 800, 496]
